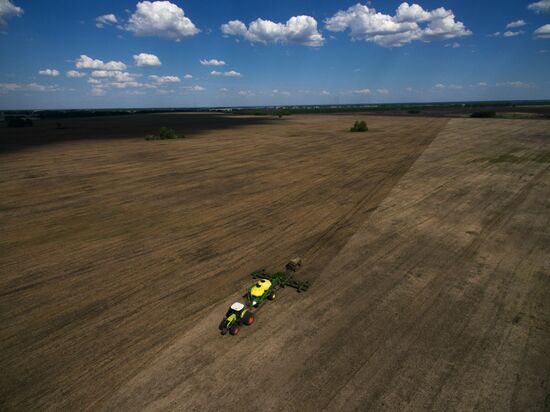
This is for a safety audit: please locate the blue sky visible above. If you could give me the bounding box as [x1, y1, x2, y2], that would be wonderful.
[0, 0, 549, 109]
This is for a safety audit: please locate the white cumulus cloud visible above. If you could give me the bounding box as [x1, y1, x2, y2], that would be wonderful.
[528, 0, 550, 14]
[96, 14, 118, 28]
[221, 15, 324, 46]
[184, 85, 205, 92]
[126, 1, 199, 40]
[395, 3, 431, 22]
[503, 30, 523, 37]
[224, 70, 242, 77]
[325, 2, 471, 47]
[149, 74, 181, 84]
[498, 81, 531, 88]
[272, 89, 291, 96]
[110, 81, 145, 89]
[26, 83, 60, 92]
[507, 20, 526, 28]
[39, 69, 60, 77]
[200, 59, 226, 66]
[210, 70, 242, 77]
[91, 87, 106, 96]
[66, 70, 86, 78]
[221, 21, 247, 37]
[0, 82, 60, 93]
[0, 82, 20, 92]
[133, 52, 162, 67]
[91, 71, 137, 82]
[534, 24, 550, 38]
[354, 88, 372, 95]
[0, 0, 23, 31]
[183, 74, 193, 79]
[76, 55, 127, 71]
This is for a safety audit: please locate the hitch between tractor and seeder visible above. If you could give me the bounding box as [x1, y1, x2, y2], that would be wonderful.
[218, 258, 310, 336]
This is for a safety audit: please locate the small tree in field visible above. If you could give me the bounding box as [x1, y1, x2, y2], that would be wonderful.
[146, 127, 182, 140]
[159, 127, 178, 139]
[350, 120, 368, 132]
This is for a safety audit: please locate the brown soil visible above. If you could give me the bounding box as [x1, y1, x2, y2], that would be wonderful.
[1, 114, 548, 410]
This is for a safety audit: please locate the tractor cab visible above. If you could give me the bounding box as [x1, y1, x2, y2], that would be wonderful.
[225, 301, 245, 318]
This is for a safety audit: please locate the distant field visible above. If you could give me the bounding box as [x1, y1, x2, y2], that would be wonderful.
[1, 114, 548, 410]
[2, 100, 550, 123]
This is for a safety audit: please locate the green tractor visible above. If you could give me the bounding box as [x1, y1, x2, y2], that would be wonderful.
[218, 302, 254, 336]
[219, 258, 310, 336]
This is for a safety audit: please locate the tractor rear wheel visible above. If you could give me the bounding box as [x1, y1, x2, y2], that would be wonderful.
[230, 325, 240, 336]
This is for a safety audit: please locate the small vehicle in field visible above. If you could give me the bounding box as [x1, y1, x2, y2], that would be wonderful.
[219, 258, 310, 336]
[218, 302, 254, 336]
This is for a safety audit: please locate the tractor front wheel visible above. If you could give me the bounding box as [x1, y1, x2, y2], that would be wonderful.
[268, 292, 276, 301]
[230, 325, 240, 336]
[244, 313, 255, 325]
